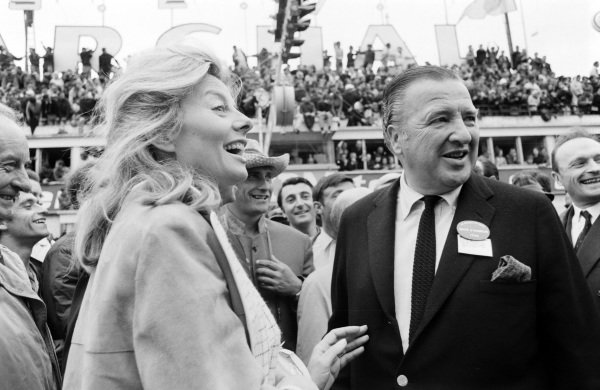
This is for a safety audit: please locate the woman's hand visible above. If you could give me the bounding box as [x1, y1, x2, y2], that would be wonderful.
[307, 325, 368, 390]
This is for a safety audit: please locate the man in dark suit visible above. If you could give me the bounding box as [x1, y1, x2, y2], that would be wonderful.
[220, 139, 314, 351]
[552, 129, 600, 311]
[329, 66, 600, 389]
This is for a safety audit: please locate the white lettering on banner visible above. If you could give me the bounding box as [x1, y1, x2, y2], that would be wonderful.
[54, 26, 122, 73]
[357, 25, 418, 68]
[156, 23, 221, 47]
[0, 20, 465, 73]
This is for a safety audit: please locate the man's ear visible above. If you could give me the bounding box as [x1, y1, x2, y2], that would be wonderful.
[386, 124, 403, 156]
[551, 171, 563, 187]
[314, 201, 323, 216]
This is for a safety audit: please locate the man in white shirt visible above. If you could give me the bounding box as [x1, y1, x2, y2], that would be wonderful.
[277, 177, 319, 241]
[328, 66, 600, 389]
[552, 129, 600, 311]
[311, 173, 355, 270]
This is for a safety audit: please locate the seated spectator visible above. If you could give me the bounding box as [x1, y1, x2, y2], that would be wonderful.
[474, 158, 499, 180]
[52, 159, 70, 182]
[495, 148, 507, 166]
[506, 147, 518, 164]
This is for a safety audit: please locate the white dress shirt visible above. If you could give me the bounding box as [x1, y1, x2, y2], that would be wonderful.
[394, 173, 462, 353]
[570, 202, 600, 247]
[312, 230, 336, 269]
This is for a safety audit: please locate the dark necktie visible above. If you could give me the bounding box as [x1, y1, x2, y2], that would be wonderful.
[574, 210, 593, 253]
[409, 195, 440, 342]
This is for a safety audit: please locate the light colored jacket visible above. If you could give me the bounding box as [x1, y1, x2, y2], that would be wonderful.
[0, 246, 59, 390]
[63, 193, 266, 389]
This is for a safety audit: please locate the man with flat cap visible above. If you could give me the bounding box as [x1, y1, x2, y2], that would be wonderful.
[220, 139, 314, 351]
[329, 66, 600, 389]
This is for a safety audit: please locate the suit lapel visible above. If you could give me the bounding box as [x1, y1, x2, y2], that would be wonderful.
[411, 175, 496, 343]
[576, 217, 600, 277]
[561, 206, 574, 243]
[367, 179, 400, 322]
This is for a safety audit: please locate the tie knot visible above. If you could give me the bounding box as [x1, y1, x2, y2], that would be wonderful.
[422, 195, 440, 210]
[581, 210, 592, 223]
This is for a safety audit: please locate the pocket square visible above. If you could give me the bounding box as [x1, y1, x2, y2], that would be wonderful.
[491, 255, 532, 282]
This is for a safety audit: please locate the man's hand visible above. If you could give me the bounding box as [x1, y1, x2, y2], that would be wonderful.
[255, 257, 302, 296]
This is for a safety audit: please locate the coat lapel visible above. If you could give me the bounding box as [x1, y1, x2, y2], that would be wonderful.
[561, 206, 574, 243]
[576, 217, 600, 277]
[367, 179, 400, 322]
[411, 175, 496, 343]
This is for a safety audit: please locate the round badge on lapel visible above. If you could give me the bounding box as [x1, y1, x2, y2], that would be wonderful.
[457, 220, 490, 241]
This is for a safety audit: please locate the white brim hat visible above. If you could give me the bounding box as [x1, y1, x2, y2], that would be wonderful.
[244, 139, 289, 178]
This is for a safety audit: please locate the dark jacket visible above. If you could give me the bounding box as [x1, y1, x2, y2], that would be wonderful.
[40, 232, 79, 369]
[329, 175, 600, 389]
[561, 206, 600, 313]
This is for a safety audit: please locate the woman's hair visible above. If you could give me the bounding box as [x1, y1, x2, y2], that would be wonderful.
[75, 44, 239, 269]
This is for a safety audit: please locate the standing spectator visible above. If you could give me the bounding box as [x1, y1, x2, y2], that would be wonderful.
[552, 129, 600, 311]
[475, 44, 486, 66]
[334, 42, 343, 74]
[0, 103, 60, 390]
[346, 45, 355, 69]
[29, 48, 41, 73]
[221, 140, 314, 351]
[296, 187, 370, 365]
[511, 45, 522, 68]
[98, 47, 117, 79]
[42, 46, 54, 73]
[329, 66, 600, 389]
[79, 48, 94, 78]
[278, 177, 319, 240]
[465, 45, 475, 67]
[311, 174, 355, 269]
[381, 43, 392, 68]
[362, 44, 375, 70]
[41, 162, 95, 372]
[0, 191, 49, 292]
[25, 94, 41, 136]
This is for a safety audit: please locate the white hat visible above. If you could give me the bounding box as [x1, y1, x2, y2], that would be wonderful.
[243, 139, 289, 177]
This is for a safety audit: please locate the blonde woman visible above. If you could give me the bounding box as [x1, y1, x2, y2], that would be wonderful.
[63, 44, 367, 390]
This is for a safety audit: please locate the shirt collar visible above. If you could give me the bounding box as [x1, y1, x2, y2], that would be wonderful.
[221, 206, 268, 236]
[573, 202, 600, 224]
[397, 171, 463, 220]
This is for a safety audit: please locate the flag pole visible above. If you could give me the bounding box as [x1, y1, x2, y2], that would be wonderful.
[504, 12, 514, 59]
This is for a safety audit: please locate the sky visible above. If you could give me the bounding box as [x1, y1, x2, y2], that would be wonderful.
[0, 0, 598, 76]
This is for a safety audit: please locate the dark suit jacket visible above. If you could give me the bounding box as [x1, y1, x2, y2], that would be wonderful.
[561, 206, 600, 312]
[329, 174, 600, 389]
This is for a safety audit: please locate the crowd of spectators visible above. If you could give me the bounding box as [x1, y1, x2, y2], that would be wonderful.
[0, 45, 115, 136]
[461, 44, 600, 119]
[3, 41, 598, 172]
[234, 42, 600, 132]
